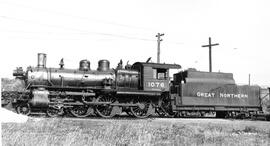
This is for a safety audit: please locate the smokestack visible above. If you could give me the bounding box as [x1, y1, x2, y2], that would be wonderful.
[37, 53, 47, 68]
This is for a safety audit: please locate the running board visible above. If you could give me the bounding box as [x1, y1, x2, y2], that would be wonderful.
[117, 91, 161, 96]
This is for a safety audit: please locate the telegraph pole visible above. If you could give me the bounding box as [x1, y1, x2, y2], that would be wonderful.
[248, 74, 251, 86]
[156, 33, 164, 63]
[202, 37, 219, 72]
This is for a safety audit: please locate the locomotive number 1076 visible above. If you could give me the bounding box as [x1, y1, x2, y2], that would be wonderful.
[146, 81, 165, 88]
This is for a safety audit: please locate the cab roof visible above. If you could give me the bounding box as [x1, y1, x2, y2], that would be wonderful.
[132, 62, 181, 69]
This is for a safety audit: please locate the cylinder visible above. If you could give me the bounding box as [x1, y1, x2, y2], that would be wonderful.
[79, 60, 90, 71]
[30, 89, 49, 107]
[37, 53, 47, 68]
[97, 60, 110, 71]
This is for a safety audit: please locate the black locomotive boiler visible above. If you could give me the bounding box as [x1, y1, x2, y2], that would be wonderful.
[9, 53, 270, 119]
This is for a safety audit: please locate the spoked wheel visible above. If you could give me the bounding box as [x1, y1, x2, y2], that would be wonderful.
[156, 108, 167, 117]
[95, 95, 116, 118]
[157, 94, 175, 118]
[69, 105, 93, 118]
[130, 98, 151, 118]
[46, 106, 64, 117]
[16, 103, 31, 116]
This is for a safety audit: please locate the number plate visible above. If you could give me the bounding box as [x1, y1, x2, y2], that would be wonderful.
[144, 80, 168, 91]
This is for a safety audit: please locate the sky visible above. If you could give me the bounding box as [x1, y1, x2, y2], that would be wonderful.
[0, 0, 270, 86]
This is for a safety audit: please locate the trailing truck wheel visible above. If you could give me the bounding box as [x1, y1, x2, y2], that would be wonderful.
[16, 103, 31, 116]
[130, 98, 151, 119]
[157, 95, 175, 118]
[95, 95, 116, 118]
[156, 108, 174, 118]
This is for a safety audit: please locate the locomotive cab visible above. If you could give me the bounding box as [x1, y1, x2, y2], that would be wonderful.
[132, 62, 181, 92]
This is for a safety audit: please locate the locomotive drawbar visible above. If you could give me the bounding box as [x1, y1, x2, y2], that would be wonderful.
[10, 53, 270, 119]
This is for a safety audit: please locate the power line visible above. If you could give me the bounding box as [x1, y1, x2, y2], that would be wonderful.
[0, 1, 186, 45]
[0, 13, 185, 44]
[0, 30, 89, 35]
[0, 15, 155, 42]
[0, 29, 185, 45]
[0, 0, 156, 32]
[4, 36, 90, 40]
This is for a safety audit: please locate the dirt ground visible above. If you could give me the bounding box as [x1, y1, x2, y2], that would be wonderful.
[2, 116, 270, 146]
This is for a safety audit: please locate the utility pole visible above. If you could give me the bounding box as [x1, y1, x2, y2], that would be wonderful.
[156, 33, 164, 63]
[202, 37, 219, 72]
[248, 74, 251, 86]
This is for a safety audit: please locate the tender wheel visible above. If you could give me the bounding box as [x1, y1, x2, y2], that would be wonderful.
[69, 105, 93, 118]
[157, 94, 175, 118]
[95, 95, 116, 118]
[46, 106, 64, 117]
[130, 98, 151, 118]
[16, 103, 31, 116]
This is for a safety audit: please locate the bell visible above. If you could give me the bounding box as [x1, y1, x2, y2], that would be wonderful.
[59, 58, 64, 69]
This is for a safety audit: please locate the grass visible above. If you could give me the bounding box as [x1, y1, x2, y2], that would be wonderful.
[2, 118, 270, 146]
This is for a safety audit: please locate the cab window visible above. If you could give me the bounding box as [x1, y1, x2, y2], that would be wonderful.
[153, 68, 168, 80]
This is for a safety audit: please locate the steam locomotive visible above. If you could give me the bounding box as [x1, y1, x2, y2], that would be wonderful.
[8, 53, 270, 119]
